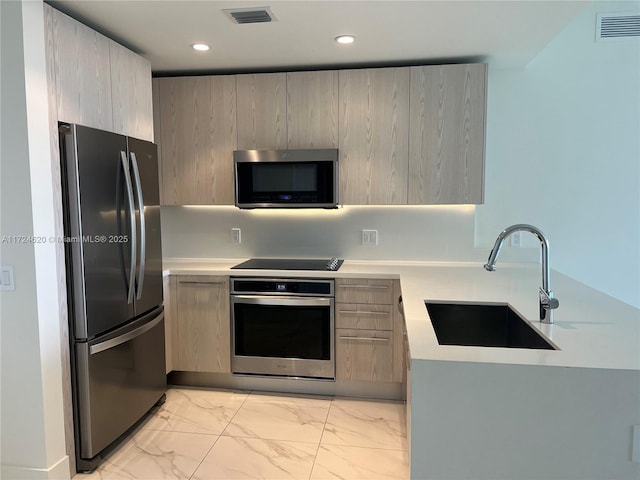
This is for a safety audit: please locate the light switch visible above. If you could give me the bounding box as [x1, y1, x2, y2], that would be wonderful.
[0, 265, 15, 291]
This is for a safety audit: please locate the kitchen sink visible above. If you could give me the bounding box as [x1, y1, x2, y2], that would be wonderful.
[425, 301, 557, 350]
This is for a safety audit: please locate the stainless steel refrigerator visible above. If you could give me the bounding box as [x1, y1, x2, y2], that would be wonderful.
[59, 123, 166, 472]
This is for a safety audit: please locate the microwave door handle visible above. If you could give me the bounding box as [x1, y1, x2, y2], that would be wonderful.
[120, 151, 136, 304]
[129, 152, 145, 300]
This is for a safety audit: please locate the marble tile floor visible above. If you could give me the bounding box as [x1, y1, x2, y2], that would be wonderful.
[81, 387, 409, 480]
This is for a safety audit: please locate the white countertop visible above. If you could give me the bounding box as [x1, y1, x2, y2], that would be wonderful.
[163, 258, 640, 372]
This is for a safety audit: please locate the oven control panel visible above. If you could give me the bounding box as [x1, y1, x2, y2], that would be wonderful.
[231, 278, 334, 296]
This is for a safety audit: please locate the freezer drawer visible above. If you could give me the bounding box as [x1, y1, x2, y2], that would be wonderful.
[75, 308, 166, 461]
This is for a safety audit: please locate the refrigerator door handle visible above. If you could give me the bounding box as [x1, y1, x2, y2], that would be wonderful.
[120, 151, 137, 304]
[129, 151, 146, 300]
[89, 312, 164, 355]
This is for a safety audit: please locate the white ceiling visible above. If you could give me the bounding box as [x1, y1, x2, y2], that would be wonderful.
[49, 0, 588, 74]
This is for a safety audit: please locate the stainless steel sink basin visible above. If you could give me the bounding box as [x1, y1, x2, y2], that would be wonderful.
[425, 301, 557, 350]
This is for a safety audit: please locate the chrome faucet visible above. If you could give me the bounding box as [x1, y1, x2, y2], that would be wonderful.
[484, 224, 559, 324]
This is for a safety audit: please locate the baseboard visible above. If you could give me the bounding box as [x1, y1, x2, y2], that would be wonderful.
[168, 371, 404, 400]
[1, 455, 70, 480]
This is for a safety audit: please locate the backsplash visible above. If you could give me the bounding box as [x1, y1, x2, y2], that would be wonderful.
[160, 205, 534, 263]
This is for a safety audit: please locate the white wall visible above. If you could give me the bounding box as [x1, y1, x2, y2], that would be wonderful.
[0, 1, 69, 478]
[477, 1, 640, 308]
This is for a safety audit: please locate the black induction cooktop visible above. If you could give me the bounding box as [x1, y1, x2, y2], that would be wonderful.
[231, 257, 343, 272]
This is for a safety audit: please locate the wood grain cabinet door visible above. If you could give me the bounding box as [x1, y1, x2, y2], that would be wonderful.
[338, 67, 410, 205]
[156, 76, 237, 205]
[408, 64, 487, 204]
[287, 70, 339, 149]
[173, 276, 230, 373]
[336, 278, 395, 304]
[50, 7, 113, 131]
[336, 304, 393, 330]
[336, 329, 394, 382]
[46, 5, 155, 142]
[236, 73, 287, 150]
[109, 41, 154, 142]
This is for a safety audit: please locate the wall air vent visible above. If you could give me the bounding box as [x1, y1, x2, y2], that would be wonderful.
[596, 12, 640, 41]
[223, 7, 276, 24]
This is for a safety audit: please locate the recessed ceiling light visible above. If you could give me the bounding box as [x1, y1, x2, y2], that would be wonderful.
[335, 35, 356, 45]
[192, 43, 210, 52]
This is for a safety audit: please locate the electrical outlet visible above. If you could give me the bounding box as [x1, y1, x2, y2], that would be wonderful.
[510, 231, 522, 248]
[231, 228, 241, 244]
[362, 229, 378, 246]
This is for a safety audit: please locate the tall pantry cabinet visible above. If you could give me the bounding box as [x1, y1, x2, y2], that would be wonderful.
[43, 4, 155, 476]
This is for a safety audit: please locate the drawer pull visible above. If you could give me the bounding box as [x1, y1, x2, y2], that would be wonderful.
[179, 281, 225, 285]
[338, 310, 389, 316]
[340, 284, 389, 289]
[339, 336, 390, 342]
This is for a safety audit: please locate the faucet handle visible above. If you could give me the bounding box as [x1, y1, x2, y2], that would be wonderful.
[539, 288, 559, 309]
[539, 288, 559, 324]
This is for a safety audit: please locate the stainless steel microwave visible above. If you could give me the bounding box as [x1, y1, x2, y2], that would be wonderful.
[234, 149, 338, 209]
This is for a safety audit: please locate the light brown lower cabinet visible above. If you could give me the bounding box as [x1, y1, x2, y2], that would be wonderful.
[336, 303, 393, 330]
[335, 278, 395, 304]
[336, 329, 394, 382]
[172, 276, 230, 373]
[335, 278, 403, 383]
[166, 274, 404, 384]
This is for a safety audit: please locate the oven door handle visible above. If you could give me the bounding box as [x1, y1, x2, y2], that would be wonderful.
[231, 295, 332, 307]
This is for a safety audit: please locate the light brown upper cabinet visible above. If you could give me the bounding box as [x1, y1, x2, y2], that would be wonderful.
[156, 76, 237, 205]
[286, 71, 339, 149]
[49, 5, 114, 132]
[408, 64, 487, 204]
[45, 5, 154, 141]
[152, 78, 162, 175]
[339, 68, 411, 205]
[152, 63, 487, 206]
[110, 41, 154, 142]
[236, 73, 287, 150]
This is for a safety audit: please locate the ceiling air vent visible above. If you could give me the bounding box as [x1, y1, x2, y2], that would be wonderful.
[223, 7, 276, 24]
[596, 12, 640, 41]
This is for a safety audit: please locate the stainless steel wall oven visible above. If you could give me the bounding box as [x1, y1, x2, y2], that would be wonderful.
[230, 278, 335, 380]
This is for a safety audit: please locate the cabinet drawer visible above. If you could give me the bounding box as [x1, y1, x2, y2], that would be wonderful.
[336, 329, 393, 382]
[336, 303, 393, 330]
[336, 278, 395, 304]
